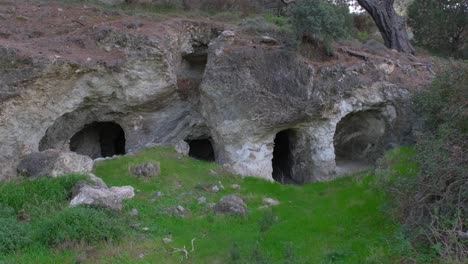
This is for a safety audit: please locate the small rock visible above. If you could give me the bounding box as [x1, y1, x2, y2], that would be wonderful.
[221, 30, 235, 39]
[211, 185, 220, 193]
[130, 223, 141, 229]
[263, 197, 280, 206]
[57, 8, 63, 12]
[130, 208, 139, 217]
[138, 253, 145, 259]
[214, 195, 247, 215]
[153, 191, 162, 198]
[174, 141, 190, 156]
[231, 184, 241, 190]
[131, 162, 160, 178]
[168, 205, 188, 217]
[162, 237, 173, 244]
[260, 36, 278, 45]
[104, 46, 112, 52]
[110, 186, 135, 199]
[142, 227, 149, 231]
[197, 196, 207, 204]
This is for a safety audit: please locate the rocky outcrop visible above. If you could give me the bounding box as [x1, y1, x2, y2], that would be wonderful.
[214, 195, 247, 215]
[70, 184, 135, 210]
[0, 1, 433, 183]
[17, 150, 93, 178]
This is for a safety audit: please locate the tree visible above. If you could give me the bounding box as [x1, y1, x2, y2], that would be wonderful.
[408, 0, 467, 58]
[356, 0, 415, 54]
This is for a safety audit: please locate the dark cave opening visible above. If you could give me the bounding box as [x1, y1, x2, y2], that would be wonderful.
[186, 139, 215, 162]
[70, 122, 126, 159]
[272, 129, 295, 184]
[333, 111, 386, 175]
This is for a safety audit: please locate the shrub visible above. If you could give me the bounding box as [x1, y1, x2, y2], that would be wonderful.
[408, 0, 468, 59]
[36, 207, 125, 247]
[239, 16, 295, 47]
[378, 64, 468, 262]
[0, 218, 32, 254]
[258, 210, 277, 232]
[290, 0, 352, 43]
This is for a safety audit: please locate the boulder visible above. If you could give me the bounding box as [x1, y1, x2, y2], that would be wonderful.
[70, 184, 135, 210]
[17, 149, 93, 178]
[130, 162, 160, 178]
[174, 140, 190, 156]
[214, 195, 247, 215]
[110, 186, 136, 199]
[262, 197, 280, 206]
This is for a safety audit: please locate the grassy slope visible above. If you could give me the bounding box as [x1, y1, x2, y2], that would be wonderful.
[1, 147, 406, 263]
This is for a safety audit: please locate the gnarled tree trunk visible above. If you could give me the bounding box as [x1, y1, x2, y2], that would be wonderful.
[357, 0, 415, 54]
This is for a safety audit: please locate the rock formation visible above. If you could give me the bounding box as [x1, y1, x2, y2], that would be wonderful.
[0, 1, 433, 183]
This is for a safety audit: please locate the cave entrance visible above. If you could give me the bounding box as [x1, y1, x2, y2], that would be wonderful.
[186, 138, 215, 162]
[333, 111, 386, 176]
[272, 129, 295, 184]
[70, 122, 126, 159]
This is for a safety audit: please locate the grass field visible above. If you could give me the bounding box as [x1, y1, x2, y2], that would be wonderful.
[0, 147, 411, 263]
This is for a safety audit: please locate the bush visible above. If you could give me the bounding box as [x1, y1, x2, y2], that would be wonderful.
[290, 0, 352, 43]
[378, 64, 468, 262]
[0, 218, 32, 254]
[36, 207, 125, 247]
[408, 0, 468, 59]
[239, 15, 295, 47]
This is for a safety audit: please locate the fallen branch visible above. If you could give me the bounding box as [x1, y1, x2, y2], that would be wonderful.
[340, 47, 369, 61]
[168, 238, 196, 260]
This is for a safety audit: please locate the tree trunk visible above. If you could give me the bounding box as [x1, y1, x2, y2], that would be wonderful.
[357, 0, 415, 54]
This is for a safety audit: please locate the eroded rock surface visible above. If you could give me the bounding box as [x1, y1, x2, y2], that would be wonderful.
[70, 183, 135, 210]
[0, 1, 433, 183]
[17, 149, 93, 178]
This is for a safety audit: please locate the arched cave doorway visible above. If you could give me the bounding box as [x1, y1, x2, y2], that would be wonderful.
[272, 129, 295, 184]
[333, 111, 386, 175]
[70, 122, 126, 159]
[186, 138, 215, 162]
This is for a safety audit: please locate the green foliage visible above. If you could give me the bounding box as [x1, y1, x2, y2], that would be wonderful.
[408, 0, 468, 58]
[0, 204, 16, 219]
[229, 242, 241, 263]
[2, 147, 410, 263]
[0, 175, 84, 216]
[0, 218, 32, 254]
[258, 210, 277, 232]
[378, 64, 468, 262]
[290, 0, 352, 43]
[264, 14, 289, 27]
[36, 207, 125, 247]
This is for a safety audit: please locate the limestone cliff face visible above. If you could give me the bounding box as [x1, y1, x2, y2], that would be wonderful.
[0, 3, 433, 182]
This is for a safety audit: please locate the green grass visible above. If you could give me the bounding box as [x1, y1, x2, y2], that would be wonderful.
[0, 147, 411, 263]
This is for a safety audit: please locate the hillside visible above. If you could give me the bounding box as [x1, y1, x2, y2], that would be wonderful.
[1, 146, 407, 263]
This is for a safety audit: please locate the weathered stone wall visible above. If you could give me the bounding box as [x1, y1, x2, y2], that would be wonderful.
[0, 13, 432, 182]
